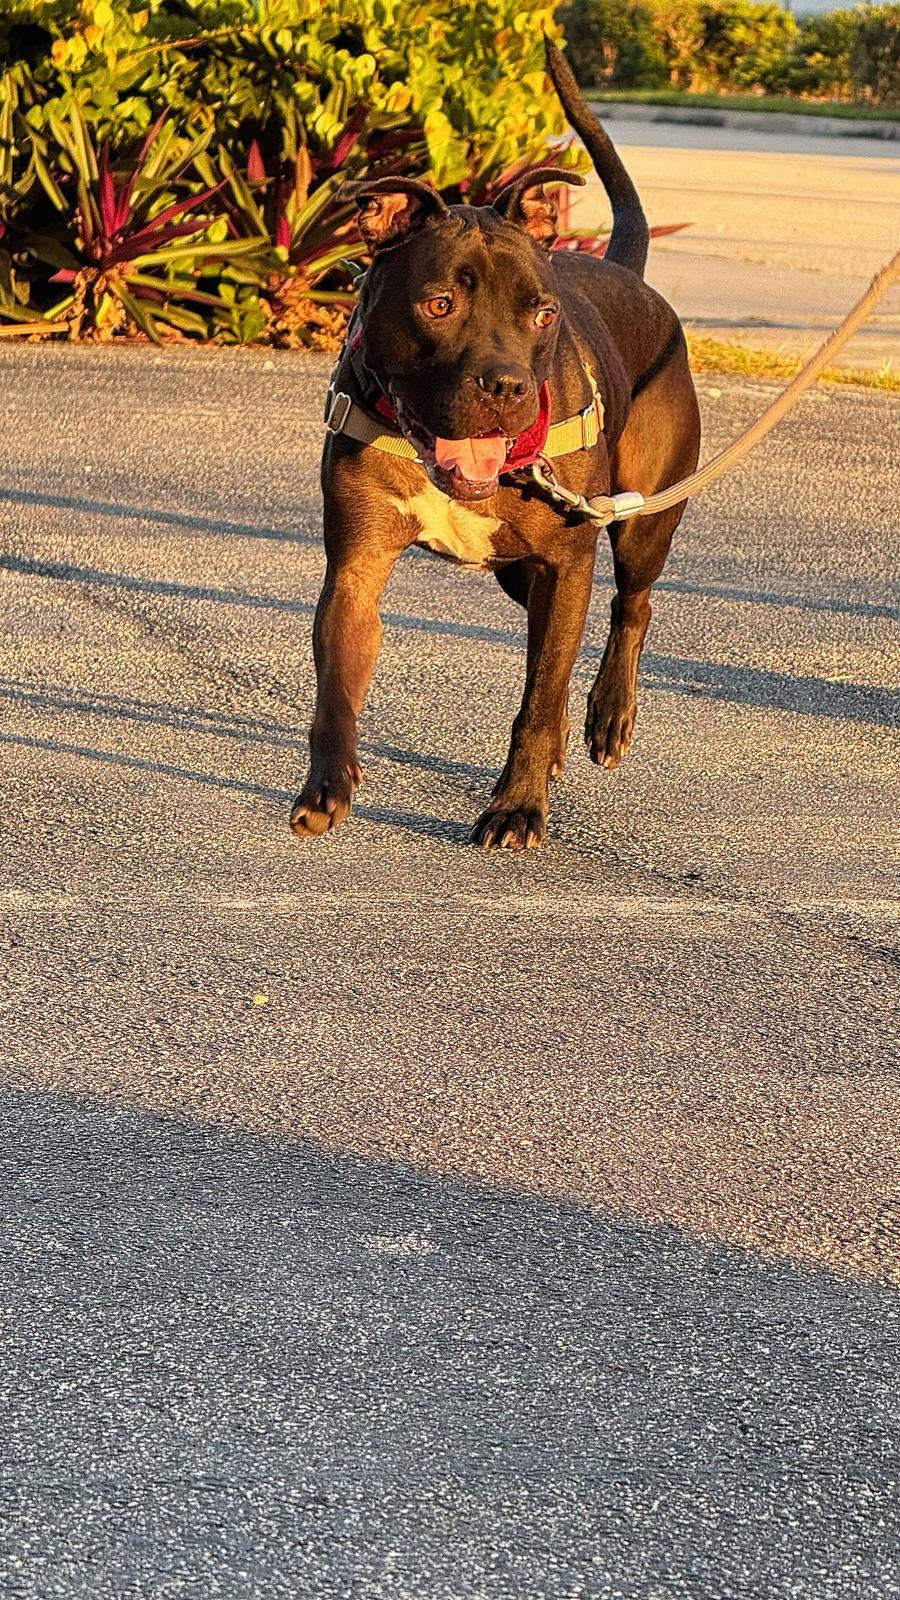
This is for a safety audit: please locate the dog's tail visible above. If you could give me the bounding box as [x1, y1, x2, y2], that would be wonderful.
[545, 37, 649, 279]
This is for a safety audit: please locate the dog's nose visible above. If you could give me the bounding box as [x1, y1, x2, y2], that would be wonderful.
[476, 362, 530, 401]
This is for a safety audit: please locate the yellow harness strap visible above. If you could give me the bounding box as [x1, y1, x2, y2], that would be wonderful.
[325, 362, 604, 465]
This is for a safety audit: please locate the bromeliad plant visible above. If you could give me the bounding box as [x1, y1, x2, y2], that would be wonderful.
[2, 102, 268, 340]
[1, 0, 583, 341]
[1, 5, 686, 344]
[193, 103, 371, 348]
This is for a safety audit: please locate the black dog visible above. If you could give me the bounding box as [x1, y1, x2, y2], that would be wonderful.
[291, 40, 701, 849]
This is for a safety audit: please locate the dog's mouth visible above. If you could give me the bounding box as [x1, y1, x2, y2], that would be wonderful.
[394, 401, 510, 502]
[429, 434, 509, 502]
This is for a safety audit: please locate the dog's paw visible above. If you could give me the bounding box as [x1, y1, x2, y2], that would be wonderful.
[585, 681, 636, 770]
[289, 762, 361, 838]
[470, 804, 547, 851]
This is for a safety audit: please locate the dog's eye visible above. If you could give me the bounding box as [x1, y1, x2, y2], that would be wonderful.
[423, 295, 453, 319]
[534, 305, 558, 328]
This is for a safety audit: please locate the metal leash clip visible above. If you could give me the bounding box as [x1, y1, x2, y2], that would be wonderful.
[531, 455, 584, 511]
[530, 456, 646, 526]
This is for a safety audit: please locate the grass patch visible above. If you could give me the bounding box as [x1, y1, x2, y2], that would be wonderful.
[687, 334, 900, 393]
[588, 88, 900, 123]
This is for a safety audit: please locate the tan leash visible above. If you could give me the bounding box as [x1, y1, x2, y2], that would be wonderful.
[533, 246, 900, 527]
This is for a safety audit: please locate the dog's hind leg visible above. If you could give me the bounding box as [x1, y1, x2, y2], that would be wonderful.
[585, 502, 684, 770]
[586, 346, 701, 770]
[476, 545, 597, 849]
[495, 559, 532, 611]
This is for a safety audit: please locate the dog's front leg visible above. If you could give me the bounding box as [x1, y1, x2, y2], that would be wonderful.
[291, 473, 406, 837]
[472, 544, 597, 850]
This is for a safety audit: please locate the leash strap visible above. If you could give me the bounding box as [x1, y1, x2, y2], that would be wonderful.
[325, 245, 899, 525]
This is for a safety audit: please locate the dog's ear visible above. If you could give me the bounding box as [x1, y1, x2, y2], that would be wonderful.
[342, 177, 449, 251]
[491, 166, 585, 247]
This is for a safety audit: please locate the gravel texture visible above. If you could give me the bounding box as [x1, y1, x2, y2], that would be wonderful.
[0, 343, 898, 1598]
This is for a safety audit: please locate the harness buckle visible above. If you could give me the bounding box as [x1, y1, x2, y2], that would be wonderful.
[324, 390, 352, 435]
[579, 400, 597, 447]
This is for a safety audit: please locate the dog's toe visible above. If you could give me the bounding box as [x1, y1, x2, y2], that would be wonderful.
[587, 717, 633, 769]
[585, 686, 636, 770]
[549, 718, 570, 778]
[289, 765, 359, 839]
[470, 805, 547, 851]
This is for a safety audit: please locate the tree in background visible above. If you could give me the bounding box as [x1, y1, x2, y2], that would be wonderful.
[851, 3, 900, 105]
[697, 1, 797, 92]
[558, 0, 900, 104]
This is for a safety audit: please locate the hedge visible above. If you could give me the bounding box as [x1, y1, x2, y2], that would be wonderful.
[558, 0, 900, 104]
[0, 0, 585, 342]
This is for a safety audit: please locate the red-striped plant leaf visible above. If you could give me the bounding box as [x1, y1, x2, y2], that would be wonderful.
[104, 217, 213, 267]
[246, 140, 267, 184]
[125, 181, 227, 246]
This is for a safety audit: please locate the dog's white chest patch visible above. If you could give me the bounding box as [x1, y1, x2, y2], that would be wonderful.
[389, 482, 501, 568]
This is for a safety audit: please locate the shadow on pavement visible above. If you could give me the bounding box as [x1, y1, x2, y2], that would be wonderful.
[1, 554, 519, 648]
[0, 679, 304, 750]
[0, 729, 468, 844]
[2, 494, 897, 629]
[4, 556, 896, 726]
[641, 653, 899, 728]
[0, 680, 497, 782]
[0, 486, 319, 547]
[1, 1086, 896, 1599]
[656, 577, 900, 625]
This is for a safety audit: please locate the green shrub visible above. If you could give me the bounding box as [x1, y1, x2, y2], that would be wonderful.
[646, 1, 705, 90]
[1, 1, 574, 183]
[560, 0, 797, 92]
[557, 0, 670, 89]
[697, 1, 797, 93]
[851, 3, 900, 104]
[785, 10, 857, 100]
[1, 0, 586, 340]
[559, 0, 900, 106]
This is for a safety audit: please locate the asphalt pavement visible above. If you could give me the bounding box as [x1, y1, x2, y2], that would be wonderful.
[570, 121, 900, 367]
[1, 344, 898, 1598]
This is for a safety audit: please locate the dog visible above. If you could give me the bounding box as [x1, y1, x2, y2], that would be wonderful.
[290, 39, 701, 849]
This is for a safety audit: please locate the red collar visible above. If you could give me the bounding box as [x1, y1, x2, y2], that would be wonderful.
[505, 383, 553, 470]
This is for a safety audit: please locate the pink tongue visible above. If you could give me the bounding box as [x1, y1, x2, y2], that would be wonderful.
[434, 434, 507, 481]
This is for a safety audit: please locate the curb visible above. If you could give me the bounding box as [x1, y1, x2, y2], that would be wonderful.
[588, 99, 900, 144]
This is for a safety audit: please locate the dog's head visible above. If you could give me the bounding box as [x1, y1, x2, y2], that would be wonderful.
[344, 169, 585, 501]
